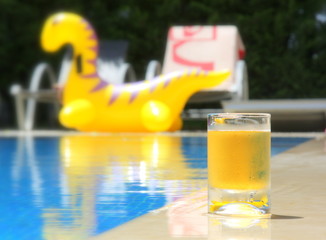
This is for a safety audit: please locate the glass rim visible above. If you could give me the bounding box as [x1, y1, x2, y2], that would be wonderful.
[208, 113, 271, 118]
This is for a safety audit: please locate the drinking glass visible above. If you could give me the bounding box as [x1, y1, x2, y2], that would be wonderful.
[207, 113, 271, 217]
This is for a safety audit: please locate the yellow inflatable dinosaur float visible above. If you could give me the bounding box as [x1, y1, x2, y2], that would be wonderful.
[41, 12, 229, 132]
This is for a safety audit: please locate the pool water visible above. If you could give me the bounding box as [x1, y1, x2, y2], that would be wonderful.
[0, 135, 310, 239]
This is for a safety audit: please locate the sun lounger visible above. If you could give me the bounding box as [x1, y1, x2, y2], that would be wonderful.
[145, 25, 248, 103]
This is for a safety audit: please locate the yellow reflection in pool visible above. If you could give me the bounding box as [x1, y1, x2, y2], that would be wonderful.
[42, 134, 203, 239]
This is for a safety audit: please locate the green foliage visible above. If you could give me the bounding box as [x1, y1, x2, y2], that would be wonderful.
[0, 0, 326, 116]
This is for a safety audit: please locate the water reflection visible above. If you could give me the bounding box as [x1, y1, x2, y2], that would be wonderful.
[40, 135, 205, 239]
[12, 137, 44, 206]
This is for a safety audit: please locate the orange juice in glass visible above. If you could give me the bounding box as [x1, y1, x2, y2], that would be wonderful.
[207, 113, 271, 217]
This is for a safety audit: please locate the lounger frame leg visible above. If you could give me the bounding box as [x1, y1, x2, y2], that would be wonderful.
[10, 63, 57, 131]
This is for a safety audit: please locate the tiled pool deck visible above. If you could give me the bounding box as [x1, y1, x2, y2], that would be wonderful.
[1, 131, 325, 239]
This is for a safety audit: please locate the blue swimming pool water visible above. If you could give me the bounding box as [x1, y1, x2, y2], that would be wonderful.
[0, 135, 310, 239]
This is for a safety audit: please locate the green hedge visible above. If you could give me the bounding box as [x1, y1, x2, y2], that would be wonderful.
[1, 0, 326, 125]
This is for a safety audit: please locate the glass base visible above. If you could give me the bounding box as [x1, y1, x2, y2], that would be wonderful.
[209, 187, 270, 218]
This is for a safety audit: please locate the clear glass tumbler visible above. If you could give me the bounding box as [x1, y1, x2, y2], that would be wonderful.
[207, 113, 271, 217]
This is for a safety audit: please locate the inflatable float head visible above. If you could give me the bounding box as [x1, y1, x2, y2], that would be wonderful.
[41, 12, 90, 53]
